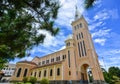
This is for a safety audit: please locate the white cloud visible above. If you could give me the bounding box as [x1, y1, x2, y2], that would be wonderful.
[109, 49, 120, 54]
[97, 48, 120, 70]
[92, 29, 111, 38]
[89, 21, 104, 30]
[37, 30, 66, 48]
[29, 1, 88, 55]
[9, 56, 34, 64]
[29, 29, 66, 56]
[94, 9, 110, 21]
[93, 9, 119, 21]
[55, 0, 85, 29]
[106, 56, 120, 69]
[20, 56, 33, 61]
[99, 59, 104, 67]
[108, 9, 119, 19]
[55, 0, 75, 28]
[94, 38, 106, 46]
[94, 0, 102, 8]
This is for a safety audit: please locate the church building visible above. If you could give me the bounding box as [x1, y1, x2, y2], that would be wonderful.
[11, 7, 104, 84]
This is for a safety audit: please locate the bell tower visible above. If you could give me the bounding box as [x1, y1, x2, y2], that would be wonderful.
[71, 7, 105, 84]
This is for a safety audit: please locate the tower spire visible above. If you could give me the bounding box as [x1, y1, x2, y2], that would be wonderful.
[75, 5, 81, 20]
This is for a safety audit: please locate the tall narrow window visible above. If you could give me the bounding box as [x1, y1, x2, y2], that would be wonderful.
[34, 72, 36, 77]
[78, 42, 81, 57]
[23, 68, 28, 77]
[58, 56, 60, 61]
[46, 60, 49, 64]
[56, 57, 58, 61]
[57, 68, 60, 76]
[50, 69, 53, 76]
[51, 58, 54, 62]
[81, 32, 83, 38]
[31, 72, 32, 76]
[80, 23, 82, 28]
[62, 55, 64, 59]
[74, 51, 77, 67]
[76, 35, 79, 40]
[67, 42, 70, 46]
[68, 50, 71, 68]
[69, 71, 71, 76]
[42, 61, 45, 65]
[39, 71, 41, 77]
[16, 68, 21, 77]
[64, 55, 66, 59]
[79, 33, 81, 39]
[83, 41, 87, 56]
[80, 42, 84, 56]
[44, 70, 46, 77]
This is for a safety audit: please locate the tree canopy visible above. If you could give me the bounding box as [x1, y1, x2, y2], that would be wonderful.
[103, 66, 120, 84]
[0, 0, 60, 69]
[84, 0, 95, 9]
[0, 0, 95, 69]
[109, 66, 120, 78]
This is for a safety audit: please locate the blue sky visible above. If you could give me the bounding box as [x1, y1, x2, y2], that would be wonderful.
[11, 0, 120, 70]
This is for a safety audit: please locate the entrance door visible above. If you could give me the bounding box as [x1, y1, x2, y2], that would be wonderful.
[81, 73, 84, 80]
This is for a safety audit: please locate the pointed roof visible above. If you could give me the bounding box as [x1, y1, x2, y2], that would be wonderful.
[17, 61, 37, 66]
[75, 6, 81, 20]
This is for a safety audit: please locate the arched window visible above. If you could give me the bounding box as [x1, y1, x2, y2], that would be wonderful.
[69, 71, 71, 76]
[68, 50, 71, 67]
[57, 68, 60, 76]
[31, 72, 32, 76]
[39, 71, 41, 77]
[34, 72, 36, 77]
[50, 69, 52, 76]
[44, 70, 46, 77]
[81, 32, 83, 38]
[80, 23, 82, 28]
[23, 68, 28, 77]
[16, 68, 21, 77]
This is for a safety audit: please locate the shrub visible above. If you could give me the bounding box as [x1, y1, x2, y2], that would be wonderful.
[23, 77, 28, 83]
[29, 77, 37, 84]
[40, 78, 49, 84]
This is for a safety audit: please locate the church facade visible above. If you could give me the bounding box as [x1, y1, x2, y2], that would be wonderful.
[11, 8, 104, 84]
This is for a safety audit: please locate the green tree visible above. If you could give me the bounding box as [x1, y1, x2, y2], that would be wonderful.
[109, 66, 120, 78]
[103, 70, 113, 84]
[102, 67, 120, 84]
[0, 0, 60, 69]
[84, 0, 95, 9]
[29, 77, 37, 84]
[22, 77, 28, 83]
[40, 78, 49, 84]
[0, 0, 95, 69]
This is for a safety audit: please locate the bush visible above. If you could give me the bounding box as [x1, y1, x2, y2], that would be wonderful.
[40, 78, 49, 84]
[29, 77, 37, 84]
[23, 77, 28, 83]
